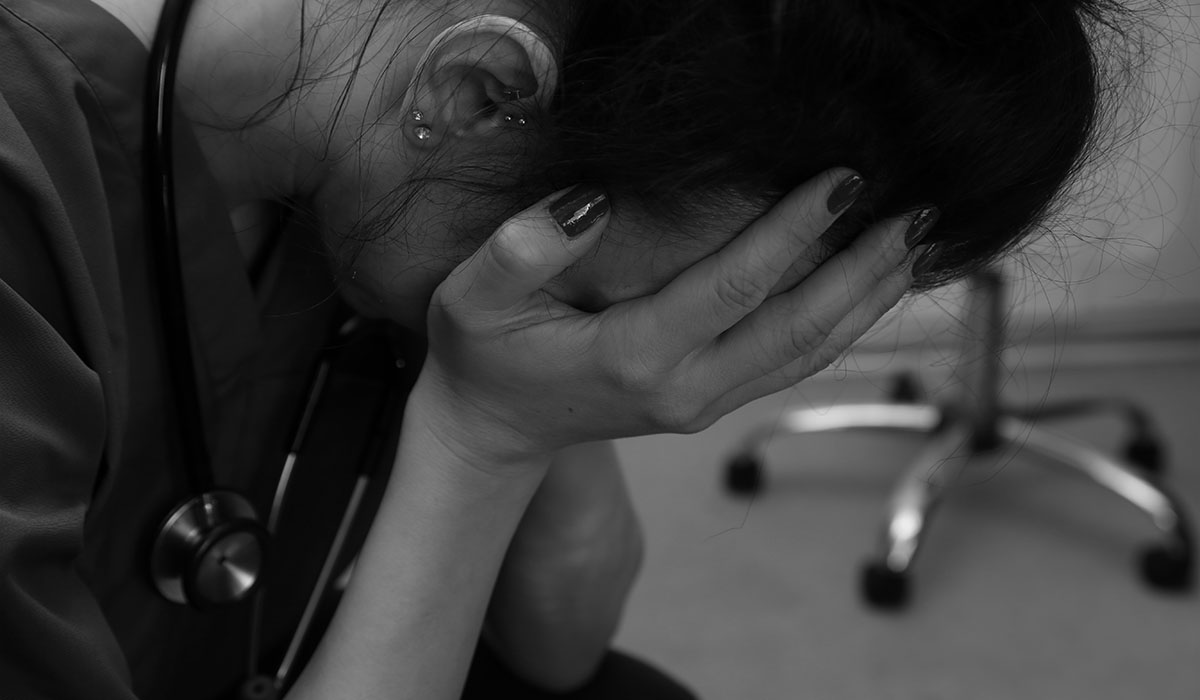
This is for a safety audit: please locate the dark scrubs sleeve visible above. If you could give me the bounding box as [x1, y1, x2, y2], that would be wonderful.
[0, 283, 135, 700]
[0, 36, 138, 700]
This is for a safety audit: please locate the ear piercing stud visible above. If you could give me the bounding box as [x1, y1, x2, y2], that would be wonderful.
[410, 108, 432, 141]
[500, 85, 528, 126]
[410, 104, 528, 138]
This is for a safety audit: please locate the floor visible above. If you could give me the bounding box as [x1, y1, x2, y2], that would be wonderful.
[612, 337, 1200, 700]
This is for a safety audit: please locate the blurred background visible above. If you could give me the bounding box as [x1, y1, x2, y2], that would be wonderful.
[611, 3, 1200, 698]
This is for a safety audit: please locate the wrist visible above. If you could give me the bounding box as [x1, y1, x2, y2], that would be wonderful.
[404, 370, 553, 478]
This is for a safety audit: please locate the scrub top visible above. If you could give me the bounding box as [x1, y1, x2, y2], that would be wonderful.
[0, 1, 420, 698]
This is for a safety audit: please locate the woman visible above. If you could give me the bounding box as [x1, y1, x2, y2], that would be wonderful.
[0, 0, 1129, 698]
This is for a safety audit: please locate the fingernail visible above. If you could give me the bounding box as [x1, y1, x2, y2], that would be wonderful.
[911, 242, 943, 279]
[826, 173, 866, 215]
[905, 207, 941, 249]
[549, 185, 610, 238]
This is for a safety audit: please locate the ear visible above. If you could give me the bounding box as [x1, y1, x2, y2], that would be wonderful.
[401, 15, 557, 148]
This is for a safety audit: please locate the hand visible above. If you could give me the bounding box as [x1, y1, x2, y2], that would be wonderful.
[415, 169, 923, 466]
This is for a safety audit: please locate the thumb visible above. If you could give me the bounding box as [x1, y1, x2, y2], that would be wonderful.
[445, 185, 610, 313]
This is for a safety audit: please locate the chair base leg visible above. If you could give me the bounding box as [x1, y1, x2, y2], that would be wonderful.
[721, 403, 943, 498]
[721, 403, 1196, 610]
[995, 417, 1194, 593]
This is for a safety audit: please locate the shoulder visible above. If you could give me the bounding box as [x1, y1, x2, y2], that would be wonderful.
[0, 0, 149, 337]
[0, 0, 154, 466]
[1, 0, 147, 163]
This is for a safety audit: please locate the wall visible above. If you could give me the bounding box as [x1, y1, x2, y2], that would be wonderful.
[853, 1, 1200, 369]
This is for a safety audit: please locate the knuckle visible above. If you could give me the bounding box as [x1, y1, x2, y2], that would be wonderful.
[646, 379, 715, 435]
[713, 271, 770, 315]
[788, 314, 835, 356]
[772, 346, 824, 381]
[488, 227, 536, 277]
[808, 344, 846, 376]
[604, 344, 716, 434]
[605, 348, 662, 396]
[649, 395, 704, 434]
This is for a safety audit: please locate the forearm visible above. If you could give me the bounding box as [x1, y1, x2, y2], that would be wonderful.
[288, 387, 551, 700]
[485, 441, 644, 692]
[485, 522, 642, 693]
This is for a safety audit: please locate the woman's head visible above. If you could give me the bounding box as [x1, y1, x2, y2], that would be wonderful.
[171, 0, 1137, 327]
[538, 0, 1132, 289]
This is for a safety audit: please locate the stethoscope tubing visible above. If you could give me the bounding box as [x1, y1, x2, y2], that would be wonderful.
[145, 1, 410, 692]
[245, 317, 407, 695]
[145, 0, 213, 495]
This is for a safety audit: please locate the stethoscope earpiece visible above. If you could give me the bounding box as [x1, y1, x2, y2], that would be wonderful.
[151, 491, 268, 608]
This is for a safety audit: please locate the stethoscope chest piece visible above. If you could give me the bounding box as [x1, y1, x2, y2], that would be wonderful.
[151, 490, 268, 607]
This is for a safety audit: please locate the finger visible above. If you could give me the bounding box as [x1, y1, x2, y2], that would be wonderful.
[765, 228, 845, 298]
[699, 259, 915, 424]
[703, 207, 937, 385]
[638, 169, 866, 361]
[438, 185, 610, 313]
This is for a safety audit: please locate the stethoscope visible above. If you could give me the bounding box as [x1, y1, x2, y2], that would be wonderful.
[142, 1, 408, 697]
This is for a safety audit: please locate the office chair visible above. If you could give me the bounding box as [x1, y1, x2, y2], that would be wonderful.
[721, 269, 1195, 609]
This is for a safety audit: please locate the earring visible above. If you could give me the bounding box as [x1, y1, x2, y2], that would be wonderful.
[502, 112, 529, 127]
[499, 85, 529, 127]
[410, 108, 433, 141]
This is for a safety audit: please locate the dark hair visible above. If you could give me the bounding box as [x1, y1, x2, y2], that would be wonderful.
[503, 0, 1138, 289]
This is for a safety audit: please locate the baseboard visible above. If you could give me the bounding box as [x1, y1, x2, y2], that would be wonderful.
[826, 297, 1200, 377]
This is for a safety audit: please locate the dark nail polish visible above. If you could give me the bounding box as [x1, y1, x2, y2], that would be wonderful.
[905, 207, 941, 249]
[826, 174, 866, 215]
[549, 185, 610, 238]
[912, 242, 943, 279]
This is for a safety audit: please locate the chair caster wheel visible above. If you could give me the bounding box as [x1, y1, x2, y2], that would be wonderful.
[1139, 544, 1194, 592]
[860, 561, 911, 610]
[239, 676, 279, 700]
[1123, 437, 1164, 475]
[724, 454, 764, 496]
[888, 373, 922, 404]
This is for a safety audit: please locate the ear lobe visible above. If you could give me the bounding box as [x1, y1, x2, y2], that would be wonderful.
[402, 15, 557, 147]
